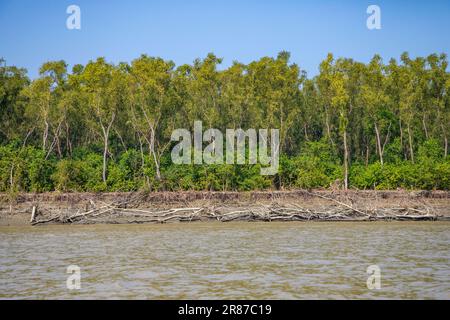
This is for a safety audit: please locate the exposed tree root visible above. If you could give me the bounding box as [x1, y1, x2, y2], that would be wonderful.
[30, 191, 443, 225]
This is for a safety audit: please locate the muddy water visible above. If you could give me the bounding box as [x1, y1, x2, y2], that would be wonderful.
[0, 222, 449, 299]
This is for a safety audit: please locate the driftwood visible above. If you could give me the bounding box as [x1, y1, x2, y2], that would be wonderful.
[30, 206, 36, 223]
[30, 191, 442, 225]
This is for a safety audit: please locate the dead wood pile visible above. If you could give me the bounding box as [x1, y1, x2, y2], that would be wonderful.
[30, 192, 442, 225]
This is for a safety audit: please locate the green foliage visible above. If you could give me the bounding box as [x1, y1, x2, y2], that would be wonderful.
[0, 144, 54, 192]
[160, 163, 271, 191]
[28, 151, 55, 192]
[52, 151, 104, 192]
[383, 138, 404, 164]
[107, 150, 144, 191]
[350, 159, 450, 190]
[417, 139, 443, 162]
[279, 140, 341, 189]
[0, 52, 449, 192]
[52, 159, 83, 192]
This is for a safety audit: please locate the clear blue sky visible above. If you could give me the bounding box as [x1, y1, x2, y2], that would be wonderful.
[1, 0, 449, 78]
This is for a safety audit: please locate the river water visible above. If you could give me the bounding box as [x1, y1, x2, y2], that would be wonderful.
[0, 222, 449, 299]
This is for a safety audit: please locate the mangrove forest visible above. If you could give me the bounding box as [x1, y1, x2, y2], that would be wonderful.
[0, 51, 449, 192]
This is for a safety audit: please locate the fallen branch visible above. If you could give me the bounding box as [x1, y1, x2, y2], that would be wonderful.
[30, 192, 441, 225]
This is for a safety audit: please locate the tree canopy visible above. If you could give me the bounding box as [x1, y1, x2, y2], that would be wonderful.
[0, 52, 449, 192]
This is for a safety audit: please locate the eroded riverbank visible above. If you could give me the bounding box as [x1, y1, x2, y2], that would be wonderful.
[0, 190, 449, 226]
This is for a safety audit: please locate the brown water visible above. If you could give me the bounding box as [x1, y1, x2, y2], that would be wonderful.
[0, 222, 449, 299]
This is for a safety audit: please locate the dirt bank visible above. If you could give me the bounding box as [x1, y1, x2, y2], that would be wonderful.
[0, 190, 449, 226]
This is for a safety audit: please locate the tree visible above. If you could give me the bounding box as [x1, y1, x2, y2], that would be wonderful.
[0, 52, 449, 192]
[246, 52, 304, 154]
[317, 54, 340, 149]
[22, 76, 52, 152]
[78, 58, 125, 182]
[0, 59, 29, 143]
[427, 53, 449, 157]
[129, 55, 174, 181]
[360, 55, 392, 165]
[39, 60, 69, 158]
[330, 60, 351, 189]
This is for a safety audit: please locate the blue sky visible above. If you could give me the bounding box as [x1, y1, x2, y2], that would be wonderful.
[0, 0, 449, 78]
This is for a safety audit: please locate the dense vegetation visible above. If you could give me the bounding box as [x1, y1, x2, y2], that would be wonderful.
[0, 52, 449, 193]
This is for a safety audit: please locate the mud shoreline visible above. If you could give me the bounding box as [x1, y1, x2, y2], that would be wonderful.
[1, 190, 449, 226]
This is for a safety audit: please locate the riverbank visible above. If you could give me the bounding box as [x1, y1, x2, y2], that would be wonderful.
[0, 190, 449, 226]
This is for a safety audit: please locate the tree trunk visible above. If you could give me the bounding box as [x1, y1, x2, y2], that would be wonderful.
[115, 128, 127, 152]
[137, 134, 145, 169]
[441, 123, 448, 158]
[374, 123, 383, 165]
[399, 119, 407, 160]
[140, 105, 162, 182]
[343, 130, 349, 190]
[45, 122, 62, 160]
[422, 114, 429, 140]
[149, 127, 161, 181]
[445, 136, 448, 158]
[101, 113, 116, 183]
[9, 163, 14, 190]
[138, 133, 150, 189]
[407, 124, 414, 163]
[55, 122, 62, 158]
[22, 128, 34, 147]
[43, 120, 49, 152]
[65, 121, 72, 156]
[325, 112, 333, 145]
[365, 144, 369, 167]
[102, 133, 109, 183]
